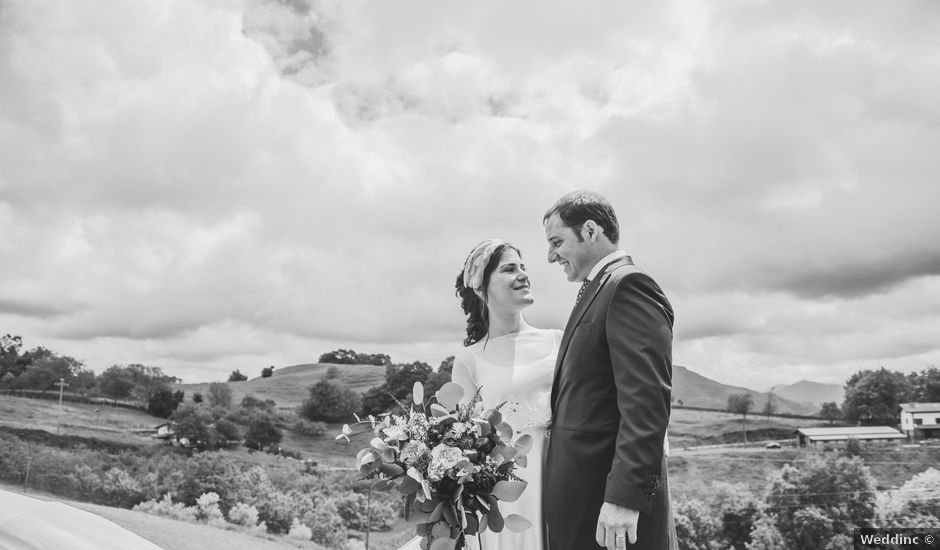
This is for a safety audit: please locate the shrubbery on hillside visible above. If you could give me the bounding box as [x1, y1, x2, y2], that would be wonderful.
[318, 349, 391, 366]
[300, 379, 361, 422]
[0, 432, 400, 547]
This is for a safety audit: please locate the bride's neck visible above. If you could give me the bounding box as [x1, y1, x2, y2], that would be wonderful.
[487, 310, 530, 339]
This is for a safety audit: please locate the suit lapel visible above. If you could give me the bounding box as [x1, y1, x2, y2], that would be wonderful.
[550, 256, 633, 413]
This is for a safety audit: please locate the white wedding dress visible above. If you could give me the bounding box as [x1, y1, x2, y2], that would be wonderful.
[0, 489, 165, 550]
[399, 328, 560, 550]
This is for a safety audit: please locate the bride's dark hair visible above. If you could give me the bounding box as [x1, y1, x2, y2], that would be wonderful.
[455, 242, 519, 347]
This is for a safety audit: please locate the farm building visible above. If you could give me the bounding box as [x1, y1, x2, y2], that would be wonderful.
[899, 402, 940, 440]
[794, 426, 905, 448]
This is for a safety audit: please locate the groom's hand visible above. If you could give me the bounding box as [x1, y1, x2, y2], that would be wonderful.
[595, 502, 639, 548]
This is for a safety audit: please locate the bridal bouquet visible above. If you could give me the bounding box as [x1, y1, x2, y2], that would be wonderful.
[336, 381, 533, 550]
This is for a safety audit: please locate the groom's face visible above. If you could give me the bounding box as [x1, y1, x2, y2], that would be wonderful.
[544, 213, 592, 282]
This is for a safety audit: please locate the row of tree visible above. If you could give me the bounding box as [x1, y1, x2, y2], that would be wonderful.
[723, 365, 939, 431]
[841, 366, 940, 425]
[318, 349, 392, 366]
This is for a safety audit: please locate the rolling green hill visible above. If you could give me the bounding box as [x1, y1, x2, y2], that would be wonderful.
[174, 363, 386, 412]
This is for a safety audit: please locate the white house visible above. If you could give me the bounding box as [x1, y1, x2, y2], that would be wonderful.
[900, 402, 940, 440]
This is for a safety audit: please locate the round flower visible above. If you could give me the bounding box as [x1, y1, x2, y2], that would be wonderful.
[427, 443, 465, 481]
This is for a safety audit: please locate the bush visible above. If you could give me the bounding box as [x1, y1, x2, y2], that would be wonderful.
[134, 494, 198, 522]
[765, 454, 877, 550]
[261, 366, 274, 378]
[674, 498, 721, 550]
[147, 388, 184, 418]
[227, 502, 261, 527]
[288, 518, 313, 541]
[303, 499, 348, 548]
[195, 492, 226, 525]
[207, 383, 233, 409]
[228, 370, 248, 382]
[293, 419, 328, 437]
[333, 490, 400, 530]
[255, 490, 314, 534]
[746, 513, 786, 550]
[326, 366, 341, 379]
[244, 414, 283, 451]
[300, 380, 362, 423]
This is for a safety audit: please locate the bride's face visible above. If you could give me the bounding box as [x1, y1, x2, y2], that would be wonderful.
[485, 249, 534, 312]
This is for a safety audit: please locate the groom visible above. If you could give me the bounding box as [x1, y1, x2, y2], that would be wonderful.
[542, 191, 676, 550]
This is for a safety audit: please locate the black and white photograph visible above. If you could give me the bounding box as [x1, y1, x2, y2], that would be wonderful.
[1, 1, 939, 549]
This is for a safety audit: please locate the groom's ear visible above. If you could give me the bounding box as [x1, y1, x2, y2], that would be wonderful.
[583, 220, 602, 242]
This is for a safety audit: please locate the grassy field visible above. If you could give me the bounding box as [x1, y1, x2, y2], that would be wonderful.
[175, 363, 386, 415]
[0, 393, 164, 447]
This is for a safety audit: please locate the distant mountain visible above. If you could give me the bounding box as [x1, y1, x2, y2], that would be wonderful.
[672, 365, 818, 416]
[769, 380, 844, 409]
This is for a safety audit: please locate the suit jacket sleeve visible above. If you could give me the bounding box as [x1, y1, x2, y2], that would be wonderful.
[603, 272, 674, 514]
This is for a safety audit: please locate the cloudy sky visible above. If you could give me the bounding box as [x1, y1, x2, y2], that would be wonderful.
[2, 0, 939, 389]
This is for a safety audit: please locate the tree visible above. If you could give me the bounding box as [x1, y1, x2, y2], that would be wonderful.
[765, 454, 877, 550]
[423, 356, 454, 397]
[0, 334, 24, 378]
[207, 382, 233, 409]
[228, 370, 248, 382]
[763, 392, 777, 418]
[97, 365, 137, 402]
[299, 380, 361, 423]
[819, 402, 842, 425]
[711, 482, 761, 549]
[727, 392, 754, 443]
[244, 414, 283, 451]
[673, 498, 721, 550]
[148, 388, 185, 418]
[909, 366, 940, 402]
[842, 367, 913, 425]
[261, 366, 275, 378]
[172, 404, 227, 451]
[360, 385, 397, 416]
[384, 361, 433, 400]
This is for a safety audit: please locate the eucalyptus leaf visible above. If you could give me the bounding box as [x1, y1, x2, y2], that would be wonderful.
[413, 381, 425, 404]
[435, 382, 465, 410]
[504, 514, 533, 532]
[379, 463, 404, 477]
[430, 404, 450, 418]
[486, 503, 504, 533]
[496, 421, 513, 440]
[398, 476, 421, 495]
[431, 520, 451, 539]
[484, 408, 502, 426]
[513, 433, 533, 456]
[428, 501, 445, 523]
[491, 480, 527, 502]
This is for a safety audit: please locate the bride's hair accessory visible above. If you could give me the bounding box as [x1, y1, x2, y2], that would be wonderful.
[462, 239, 506, 293]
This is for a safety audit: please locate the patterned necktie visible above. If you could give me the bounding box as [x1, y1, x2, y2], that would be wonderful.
[576, 278, 591, 304]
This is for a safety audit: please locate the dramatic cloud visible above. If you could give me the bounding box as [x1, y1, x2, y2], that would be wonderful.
[1, 0, 939, 388]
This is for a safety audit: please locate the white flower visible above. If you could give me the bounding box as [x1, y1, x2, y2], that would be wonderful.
[427, 443, 464, 481]
[400, 441, 429, 466]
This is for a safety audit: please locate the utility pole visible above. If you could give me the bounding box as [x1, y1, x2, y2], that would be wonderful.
[55, 378, 68, 433]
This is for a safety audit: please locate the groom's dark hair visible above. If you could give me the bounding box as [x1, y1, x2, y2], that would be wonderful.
[543, 190, 620, 244]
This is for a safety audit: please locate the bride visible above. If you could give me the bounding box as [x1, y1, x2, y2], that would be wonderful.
[399, 239, 558, 550]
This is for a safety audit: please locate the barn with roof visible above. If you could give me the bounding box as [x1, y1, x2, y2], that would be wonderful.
[794, 426, 905, 448]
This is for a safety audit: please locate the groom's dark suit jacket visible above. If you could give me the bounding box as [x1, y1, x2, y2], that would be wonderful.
[544, 256, 677, 550]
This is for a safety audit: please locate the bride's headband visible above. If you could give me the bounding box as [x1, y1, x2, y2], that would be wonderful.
[462, 239, 508, 292]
